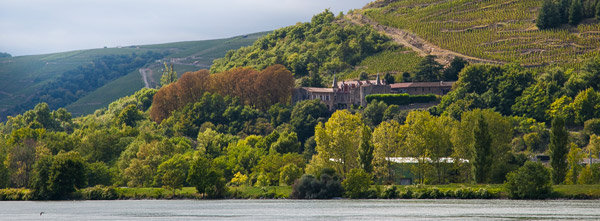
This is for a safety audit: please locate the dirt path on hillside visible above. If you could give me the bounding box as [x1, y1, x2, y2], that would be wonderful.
[139, 68, 152, 88]
[346, 13, 503, 66]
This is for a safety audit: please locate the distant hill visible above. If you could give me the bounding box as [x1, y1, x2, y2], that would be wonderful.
[0, 32, 267, 118]
[359, 0, 600, 69]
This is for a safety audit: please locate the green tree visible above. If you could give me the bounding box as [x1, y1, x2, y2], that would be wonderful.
[115, 104, 144, 127]
[372, 120, 403, 182]
[30, 154, 53, 200]
[309, 110, 363, 176]
[569, 0, 584, 25]
[549, 117, 569, 184]
[363, 100, 387, 127]
[505, 161, 552, 199]
[414, 55, 443, 82]
[279, 163, 303, 186]
[472, 115, 492, 183]
[48, 151, 87, 199]
[537, 0, 561, 29]
[443, 57, 468, 81]
[342, 168, 373, 199]
[155, 154, 189, 196]
[357, 125, 375, 174]
[160, 62, 177, 87]
[565, 143, 584, 184]
[384, 73, 395, 84]
[290, 99, 328, 143]
[187, 153, 227, 198]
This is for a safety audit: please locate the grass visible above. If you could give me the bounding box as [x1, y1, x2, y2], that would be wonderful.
[362, 0, 600, 69]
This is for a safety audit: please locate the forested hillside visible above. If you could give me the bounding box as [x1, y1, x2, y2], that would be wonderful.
[0, 33, 266, 119]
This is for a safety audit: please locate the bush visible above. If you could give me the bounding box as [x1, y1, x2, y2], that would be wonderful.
[382, 185, 399, 199]
[342, 169, 373, 199]
[366, 94, 436, 106]
[279, 164, 303, 186]
[505, 161, 553, 199]
[79, 185, 119, 200]
[0, 188, 32, 201]
[290, 173, 343, 199]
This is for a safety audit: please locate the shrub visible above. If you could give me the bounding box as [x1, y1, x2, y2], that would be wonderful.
[79, 185, 119, 200]
[342, 169, 373, 199]
[382, 185, 399, 199]
[290, 173, 343, 199]
[366, 94, 436, 106]
[0, 188, 32, 201]
[505, 161, 553, 199]
[279, 164, 303, 186]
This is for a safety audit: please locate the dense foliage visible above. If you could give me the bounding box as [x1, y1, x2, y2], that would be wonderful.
[366, 94, 437, 106]
[211, 10, 394, 78]
[505, 161, 553, 199]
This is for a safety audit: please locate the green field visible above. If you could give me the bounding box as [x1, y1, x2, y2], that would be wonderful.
[361, 0, 600, 69]
[0, 32, 268, 117]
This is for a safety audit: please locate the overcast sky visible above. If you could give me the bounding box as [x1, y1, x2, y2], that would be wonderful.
[0, 0, 373, 56]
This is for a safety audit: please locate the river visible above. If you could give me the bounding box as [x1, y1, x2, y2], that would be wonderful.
[1, 199, 599, 220]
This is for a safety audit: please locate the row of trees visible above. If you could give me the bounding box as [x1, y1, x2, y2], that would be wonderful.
[537, 0, 600, 29]
[150, 64, 294, 122]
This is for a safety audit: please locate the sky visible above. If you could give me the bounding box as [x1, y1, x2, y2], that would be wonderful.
[0, 0, 374, 56]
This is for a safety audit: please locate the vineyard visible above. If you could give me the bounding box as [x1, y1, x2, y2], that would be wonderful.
[343, 47, 422, 80]
[361, 0, 600, 69]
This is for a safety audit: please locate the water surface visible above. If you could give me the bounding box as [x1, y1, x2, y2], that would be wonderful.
[1, 199, 599, 220]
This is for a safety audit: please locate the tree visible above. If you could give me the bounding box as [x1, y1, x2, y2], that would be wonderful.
[363, 100, 387, 127]
[48, 151, 87, 199]
[279, 163, 303, 186]
[383, 73, 395, 84]
[472, 115, 492, 183]
[155, 154, 189, 196]
[115, 104, 143, 127]
[505, 161, 552, 199]
[549, 117, 569, 184]
[290, 99, 328, 143]
[537, 0, 561, 29]
[160, 62, 177, 87]
[342, 168, 373, 199]
[309, 110, 363, 176]
[187, 153, 227, 198]
[565, 143, 584, 184]
[372, 121, 403, 183]
[359, 72, 369, 80]
[596, 1, 600, 20]
[414, 55, 443, 82]
[559, 0, 572, 23]
[569, 0, 584, 25]
[357, 126, 374, 174]
[443, 57, 467, 81]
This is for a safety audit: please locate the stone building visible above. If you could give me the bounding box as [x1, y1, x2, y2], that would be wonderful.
[292, 74, 390, 110]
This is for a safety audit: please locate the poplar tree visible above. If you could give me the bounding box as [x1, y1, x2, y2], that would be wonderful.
[472, 115, 492, 184]
[160, 62, 177, 87]
[357, 125, 374, 173]
[549, 117, 569, 184]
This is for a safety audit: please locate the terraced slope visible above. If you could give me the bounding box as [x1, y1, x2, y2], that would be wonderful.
[360, 0, 600, 68]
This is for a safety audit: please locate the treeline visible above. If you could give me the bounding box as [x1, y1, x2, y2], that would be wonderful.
[5, 51, 167, 119]
[150, 64, 294, 123]
[537, 0, 600, 29]
[2, 58, 600, 199]
[210, 10, 394, 81]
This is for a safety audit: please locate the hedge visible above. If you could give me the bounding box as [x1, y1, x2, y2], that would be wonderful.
[365, 94, 437, 106]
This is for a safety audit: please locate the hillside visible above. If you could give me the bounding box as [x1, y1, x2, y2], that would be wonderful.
[359, 0, 600, 69]
[0, 32, 267, 118]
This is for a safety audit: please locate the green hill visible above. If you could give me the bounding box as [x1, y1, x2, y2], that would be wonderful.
[0, 32, 267, 118]
[359, 0, 600, 69]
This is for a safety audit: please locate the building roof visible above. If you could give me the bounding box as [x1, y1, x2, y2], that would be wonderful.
[390, 81, 455, 89]
[302, 87, 334, 93]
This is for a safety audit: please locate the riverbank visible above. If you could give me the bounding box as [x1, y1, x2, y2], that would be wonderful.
[1, 184, 600, 200]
